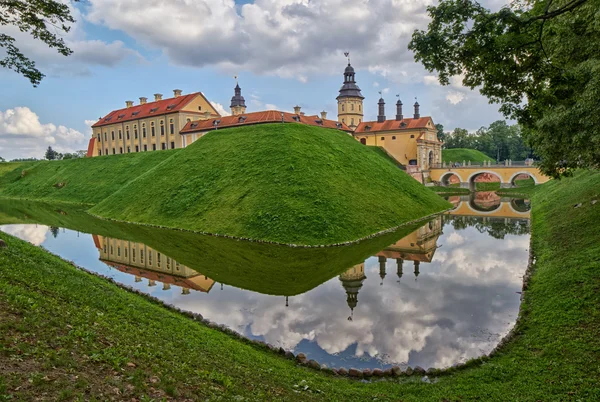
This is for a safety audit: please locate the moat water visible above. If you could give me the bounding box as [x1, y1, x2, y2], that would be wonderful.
[0, 192, 531, 370]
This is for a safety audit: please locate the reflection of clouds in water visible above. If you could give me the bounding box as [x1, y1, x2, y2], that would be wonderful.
[1, 224, 49, 246]
[167, 221, 529, 369]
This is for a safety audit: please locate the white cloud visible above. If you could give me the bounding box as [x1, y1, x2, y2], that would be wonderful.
[211, 102, 231, 117]
[0, 107, 87, 160]
[0, 224, 49, 246]
[446, 91, 466, 105]
[264, 103, 278, 110]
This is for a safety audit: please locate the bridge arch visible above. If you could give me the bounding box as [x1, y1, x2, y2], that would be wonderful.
[440, 171, 464, 186]
[508, 171, 539, 185]
[467, 170, 503, 191]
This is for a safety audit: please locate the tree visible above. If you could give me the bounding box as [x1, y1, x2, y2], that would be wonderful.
[444, 128, 475, 149]
[49, 226, 59, 238]
[45, 146, 57, 160]
[409, 0, 600, 177]
[1, 1, 79, 86]
[435, 123, 446, 142]
[0, 156, 5, 162]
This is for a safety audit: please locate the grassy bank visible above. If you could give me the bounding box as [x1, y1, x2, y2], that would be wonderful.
[90, 124, 449, 245]
[367, 146, 401, 166]
[442, 148, 492, 164]
[1, 170, 599, 400]
[429, 186, 470, 195]
[0, 151, 178, 205]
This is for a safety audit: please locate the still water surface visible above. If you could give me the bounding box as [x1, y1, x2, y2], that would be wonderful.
[0, 193, 531, 370]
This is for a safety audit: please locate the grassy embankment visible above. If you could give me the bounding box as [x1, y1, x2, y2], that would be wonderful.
[89, 124, 449, 245]
[428, 186, 470, 195]
[1, 170, 599, 401]
[0, 124, 449, 246]
[367, 146, 402, 166]
[442, 148, 492, 164]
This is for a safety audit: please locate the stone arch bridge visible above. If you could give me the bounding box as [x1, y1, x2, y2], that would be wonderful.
[429, 162, 549, 190]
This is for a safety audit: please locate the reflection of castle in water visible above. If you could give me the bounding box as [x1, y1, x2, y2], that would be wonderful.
[340, 216, 443, 317]
[93, 235, 215, 294]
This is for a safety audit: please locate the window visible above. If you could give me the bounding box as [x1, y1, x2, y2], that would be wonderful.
[140, 250, 144, 263]
[135, 145, 139, 152]
[341, 104, 345, 112]
[98, 149, 102, 156]
[125, 249, 128, 258]
[186, 118, 191, 123]
[119, 147, 123, 154]
[117, 247, 120, 257]
[105, 148, 108, 155]
[161, 143, 166, 150]
[342, 118, 345, 123]
[148, 251, 152, 265]
[381, 137, 385, 141]
[151, 122, 155, 137]
[351, 118, 354, 126]
[392, 136, 396, 140]
[110, 246, 113, 255]
[170, 141, 175, 149]
[170, 119, 174, 135]
[118, 130, 122, 139]
[359, 105, 361, 111]
[160, 121, 165, 136]
[97, 133, 100, 141]
[198, 106, 202, 111]
[142, 123, 146, 137]
[132, 249, 136, 263]
[410, 134, 415, 138]
[112, 148, 115, 154]
[351, 104, 354, 111]
[152, 144, 156, 151]
[144, 144, 147, 151]
[104, 132, 107, 141]
[111, 131, 115, 140]
[134, 125, 138, 139]
[127, 146, 131, 153]
[126, 126, 130, 139]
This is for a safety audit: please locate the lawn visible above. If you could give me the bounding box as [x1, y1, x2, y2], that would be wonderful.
[442, 148, 493, 164]
[1, 170, 599, 400]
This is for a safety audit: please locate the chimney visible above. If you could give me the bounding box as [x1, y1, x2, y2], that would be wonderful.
[320, 110, 327, 120]
[139, 97, 147, 105]
[154, 93, 163, 101]
[377, 97, 386, 123]
[293, 105, 301, 115]
[126, 100, 134, 108]
[414, 101, 420, 119]
[173, 89, 182, 98]
[396, 99, 403, 121]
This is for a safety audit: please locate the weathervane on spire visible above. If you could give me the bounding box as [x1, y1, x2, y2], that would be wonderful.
[234, 75, 238, 84]
[344, 51, 350, 64]
[378, 91, 382, 97]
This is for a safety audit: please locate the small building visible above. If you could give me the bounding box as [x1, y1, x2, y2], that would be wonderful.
[180, 108, 351, 147]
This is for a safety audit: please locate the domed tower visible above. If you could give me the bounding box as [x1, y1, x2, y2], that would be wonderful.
[336, 55, 364, 130]
[339, 263, 367, 321]
[230, 81, 246, 116]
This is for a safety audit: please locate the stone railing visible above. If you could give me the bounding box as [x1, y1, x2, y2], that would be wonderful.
[431, 159, 535, 169]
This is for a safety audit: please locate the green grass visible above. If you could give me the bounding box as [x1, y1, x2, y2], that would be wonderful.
[442, 148, 493, 164]
[1, 170, 599, 400]
[428, 186, 470, 194]
[90, 123, 449, 245]
[367, 146, 401, 166]
[475, 181, 501, 191]
[515, 177, 535, 187]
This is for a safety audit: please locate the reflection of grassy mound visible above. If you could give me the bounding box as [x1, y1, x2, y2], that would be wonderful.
[0, 200, 423, 295]
[90, 123, 449, 245]
[0, 151, 178, 204]
[443, 148, 492, 163]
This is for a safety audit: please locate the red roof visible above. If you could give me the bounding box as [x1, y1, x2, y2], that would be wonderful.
[91, 92, 203, 128]
[180, 110, 352, 134]
[354, 117, 433, 134]
[86, 137, 96, 157]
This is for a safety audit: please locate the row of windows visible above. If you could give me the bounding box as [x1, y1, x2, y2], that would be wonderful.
[98, 142, 175, 155]
[341, 118, 362, 125]
[341, 103, 361, 112]
[106, 243, 182, 270]
[97, 120, 176, 143]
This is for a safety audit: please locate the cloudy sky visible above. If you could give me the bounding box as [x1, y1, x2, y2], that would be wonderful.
[1, 0, 509, 160]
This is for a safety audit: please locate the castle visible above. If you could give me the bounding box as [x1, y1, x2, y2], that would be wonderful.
[87, 61, 442, 179]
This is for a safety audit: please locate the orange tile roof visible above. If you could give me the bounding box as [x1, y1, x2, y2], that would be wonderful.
[180, 110, 352, 134]
[354, 117, 433, 134]
[91, 93, 203, 128]
[86, 137, 96, 157]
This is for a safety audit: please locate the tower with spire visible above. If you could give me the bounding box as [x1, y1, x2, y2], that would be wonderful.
[339, 263, 367, 321]
[336, 53, 364, 130]
[230, 77, 246, 116]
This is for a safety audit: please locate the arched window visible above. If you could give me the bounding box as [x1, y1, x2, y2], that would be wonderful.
[142, 123, 146, 137]
[111, 131, 115, 140]
[169, 119, 174, 135]
[126, 126, 130, 139]
[160, 120, 165, 136]
[341, 104, 345, 112]
[151, 122, 155, 137]
[118, 130, 122, 139]
[134, 125, 138, 139]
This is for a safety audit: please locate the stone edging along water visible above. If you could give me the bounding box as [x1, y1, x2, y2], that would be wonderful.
[34, 223, 537, 381]
[84, 207, 453, 248]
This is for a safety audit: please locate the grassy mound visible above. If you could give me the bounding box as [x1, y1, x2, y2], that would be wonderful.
[91, 123, 449, 245]
[443, 148, 492, 163]
[367, 146, 401, 166]
[0, 151, 178, 205]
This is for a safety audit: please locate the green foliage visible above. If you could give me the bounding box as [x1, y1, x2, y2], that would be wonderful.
[409, 0, 600, 177]
[435, 123, 446, 142]
[0, 170, 599, 400]
[475, 182, 501, 191]
[442, 148, 491, 163]
[90, 123, 449, 245]
[0, 0, 79, 86]
[44, 146, 58, 160]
